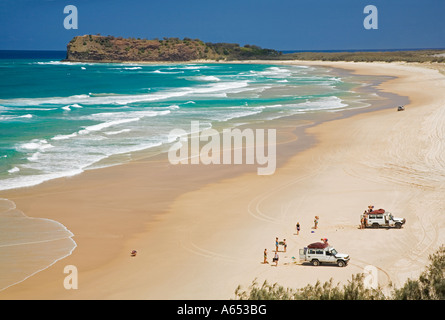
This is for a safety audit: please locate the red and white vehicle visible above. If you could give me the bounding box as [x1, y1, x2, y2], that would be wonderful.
[362, 209, 406, 229]
[299, 242, 350, 267]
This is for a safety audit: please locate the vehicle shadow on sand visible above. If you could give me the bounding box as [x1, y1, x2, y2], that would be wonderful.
[298, 262, 348, 268]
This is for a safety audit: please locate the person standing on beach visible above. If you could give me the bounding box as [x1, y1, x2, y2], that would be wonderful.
[275, 237, 279, 252]
[363, 211, 369, 228]
[283, 239, 287, 252]
[296, 222, 300, 235]
[263, 249, 268, 264]
[314, 216, 319, 229]
[273, 252, 279, 266]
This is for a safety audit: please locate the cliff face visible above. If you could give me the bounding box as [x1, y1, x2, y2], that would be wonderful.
[65, 35, 281, 62]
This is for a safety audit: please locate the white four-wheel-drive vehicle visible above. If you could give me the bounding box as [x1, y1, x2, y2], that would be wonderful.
[362, 209, 406, 229]
[299, 242, 350, 267]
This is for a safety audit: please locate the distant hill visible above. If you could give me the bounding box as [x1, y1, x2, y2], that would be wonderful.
[65, 35, 445, 63]
[279, 50, 445, 63]
[65, 35, 282, 62]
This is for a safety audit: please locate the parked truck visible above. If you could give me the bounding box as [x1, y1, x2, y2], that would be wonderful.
[299, 242, 350, 267]
[361, 209, 406, 229]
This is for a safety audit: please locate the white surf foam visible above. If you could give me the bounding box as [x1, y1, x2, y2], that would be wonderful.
[104, 129, 131, 136]
[50, 110, 171, 143]
[7, 167, 20, 174]
[19, 139, 54, 152]
[0, 114, 34, 121]
[0, 168, 84, 192]
[27, 152, 40, 162]
[35, 61, 93, 66]
[51, 133, 78, 141]
[153, 69, 184, 74]
[295, 96, 348, 111]
[194, 75, 221, 82]
[81, 109, 171, 121]
[0, 81, 250, 106]
[78, 117, 142, 135]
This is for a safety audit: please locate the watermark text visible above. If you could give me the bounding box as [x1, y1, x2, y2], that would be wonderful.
[168, 121, 276, 175]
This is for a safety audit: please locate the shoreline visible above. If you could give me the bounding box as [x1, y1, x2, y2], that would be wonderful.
[0, 61, 406, 193]
[1, 61, 444, 299]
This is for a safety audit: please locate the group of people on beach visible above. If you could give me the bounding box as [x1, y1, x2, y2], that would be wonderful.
[263, 216, 322, 266]
[263, 237, 287, 266]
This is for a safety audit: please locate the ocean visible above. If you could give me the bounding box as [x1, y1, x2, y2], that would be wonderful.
[0, 55, 377, 192]
[0, 51, 391, 291]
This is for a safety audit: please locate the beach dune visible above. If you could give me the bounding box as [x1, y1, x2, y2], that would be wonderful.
[1, 61, 445, 299]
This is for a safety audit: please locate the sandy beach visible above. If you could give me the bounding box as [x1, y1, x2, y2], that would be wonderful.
[1, 61, 445, 300]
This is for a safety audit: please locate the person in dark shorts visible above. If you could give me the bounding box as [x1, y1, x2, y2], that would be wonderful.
[273, 252, 279, 266]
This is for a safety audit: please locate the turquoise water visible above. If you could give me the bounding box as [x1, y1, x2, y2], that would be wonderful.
[0, 59, 370, 191]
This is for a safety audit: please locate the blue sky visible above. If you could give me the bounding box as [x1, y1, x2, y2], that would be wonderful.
[1, 0, 444, 51]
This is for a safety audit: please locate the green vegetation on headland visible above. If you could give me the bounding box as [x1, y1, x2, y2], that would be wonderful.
[65, 35, 445, 63]
[65, 35, 282, 62]
[279, 50, 445, 63]
[234, 245, 445, 300]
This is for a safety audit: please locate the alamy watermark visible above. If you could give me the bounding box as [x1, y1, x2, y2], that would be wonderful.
[168, 121, 277, 175]
[363, 5, 378, 30]
[63, 5, 78, 30]
[63, 265, 78, 290]
[363, 265, 379, 289]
